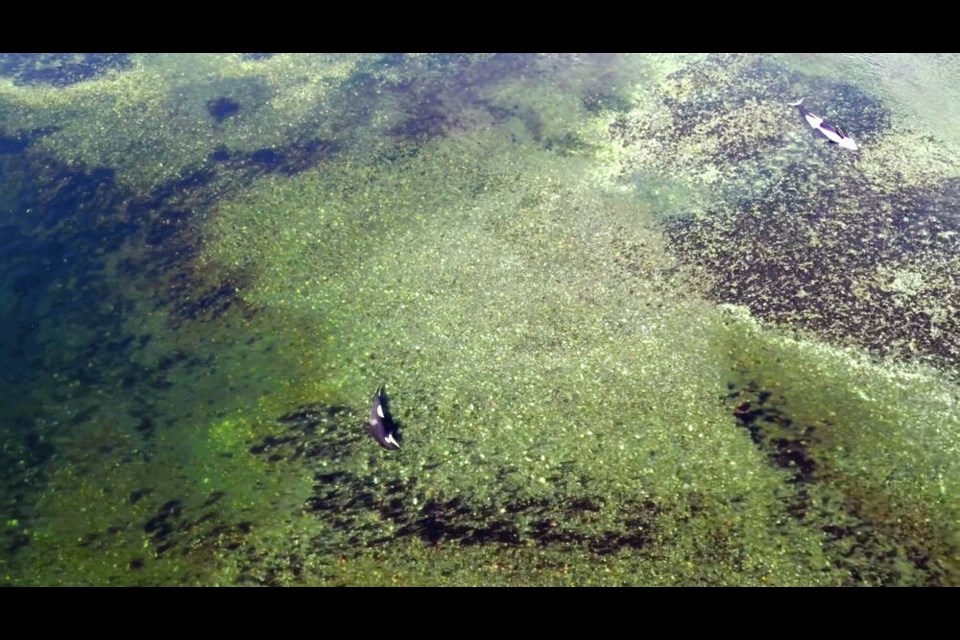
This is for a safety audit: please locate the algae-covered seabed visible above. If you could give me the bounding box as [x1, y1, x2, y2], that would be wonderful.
[1, 53, 958, 585]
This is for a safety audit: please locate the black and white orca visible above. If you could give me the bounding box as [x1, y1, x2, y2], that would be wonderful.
[368, 385, 400, 449]
[790, 97, 858, 151]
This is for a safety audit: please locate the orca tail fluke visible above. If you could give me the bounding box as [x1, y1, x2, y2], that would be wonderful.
[788, 97, 805, 107]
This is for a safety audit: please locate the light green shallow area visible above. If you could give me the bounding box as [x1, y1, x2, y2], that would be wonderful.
[2, 53, 959, 585]
[0, 53, 364, 190]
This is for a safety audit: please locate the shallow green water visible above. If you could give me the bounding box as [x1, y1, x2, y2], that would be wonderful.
[1, 53, 958, 585]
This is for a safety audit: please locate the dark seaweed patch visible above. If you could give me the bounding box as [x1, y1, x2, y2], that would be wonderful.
[251, 402, 362, 465]
[0, 53, 132, 87]
[263, 401, 661, 561]
[582, 90, 633, 115]
[70, 405, 99, 425]
[278, 404, 348, 425]
[201, 490, 226, 508]
[209, 146, 231, 162]
[232, 139, 341, 177]
[241, 53, 274, 62]
[666, 170, 960, 367]
[158, 499, 183, 519]
[372, 54, 537, 146]
[21, 431, 55, 466]
[250, 148, 282, 166]
[276, 139, 340, 175]
[729, 382, 819, 487]
[207, 97, 241, 123]
[647, 56, 950, 366]
[6, 532, 31, 554]
[143, 209, 190, 247]
[726, 381, 952, 584]
[389, 109, 448, 142]
[543, 131, 594, 156]
[172, 277, 243, 322]
[0, 133, 29, 154]
[318, 475, 658, 553]
[140, 496, 254, 563]
[129, 405, 156, 434]
[78, 525, 124, 550]
[614, 54, 890, 167]
[129, 487, 153, 504]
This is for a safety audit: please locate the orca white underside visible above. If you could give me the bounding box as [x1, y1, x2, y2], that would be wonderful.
[793, 98, 859, 151]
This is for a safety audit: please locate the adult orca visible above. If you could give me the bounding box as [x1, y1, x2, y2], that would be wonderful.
[790, 98, 859, 151]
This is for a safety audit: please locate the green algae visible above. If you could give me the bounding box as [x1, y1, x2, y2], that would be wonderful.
[195, 124, 910, 584]
[0, 54, 363, 191]
[198, 55, 960, 584]
[3, 53, 960, 585]
[606, 53, 960, 368]
[720, 305, 960, 583]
